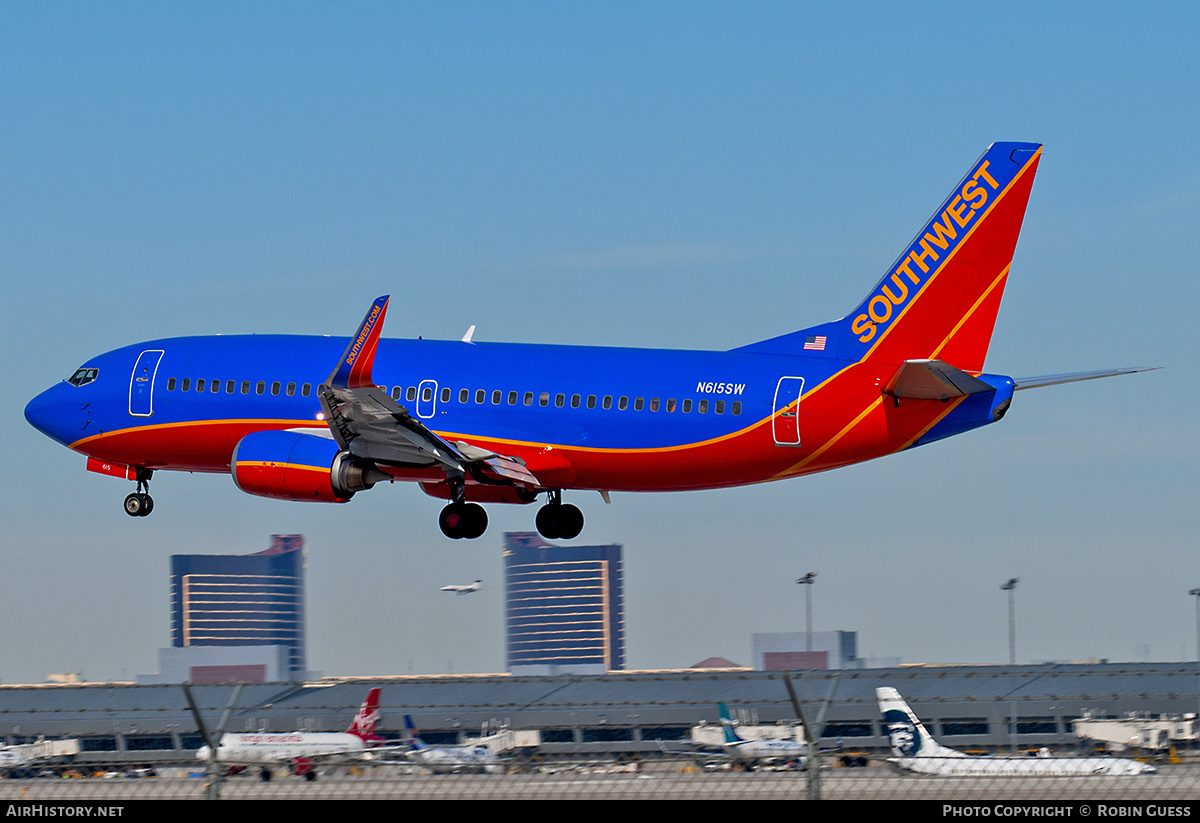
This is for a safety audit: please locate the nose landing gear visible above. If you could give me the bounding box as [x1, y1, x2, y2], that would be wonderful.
[123, 468, 154, 517]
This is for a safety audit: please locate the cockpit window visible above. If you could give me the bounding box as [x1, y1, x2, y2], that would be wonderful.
[68, 368, 98, 387]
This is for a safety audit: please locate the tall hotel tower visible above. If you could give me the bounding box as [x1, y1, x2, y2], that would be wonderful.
[503, 532, 625, 674]
[169, 534, 307, 680]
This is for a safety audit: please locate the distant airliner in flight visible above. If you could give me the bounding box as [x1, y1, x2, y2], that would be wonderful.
[25, 142, 1152, 540]
[441, 580, 483, 595]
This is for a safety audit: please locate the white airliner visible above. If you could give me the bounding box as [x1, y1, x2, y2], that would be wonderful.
[197, 687, 387, 781]
[877, 688, 1155, 776]
[0, 749, 30, 771]
[440, 580, 483, 595]
[717, 703, 807, 767]
[404, 715, 504, 774]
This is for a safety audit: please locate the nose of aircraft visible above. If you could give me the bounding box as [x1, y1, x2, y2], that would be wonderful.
[25, 383, 77, 446]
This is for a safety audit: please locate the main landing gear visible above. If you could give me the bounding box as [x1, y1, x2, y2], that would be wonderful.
[436, 486, 585, 541]
[536, 490, 584, 540]
[439, 502, 488, 540]
[438, 477, 488, 539]
[123, 469, 154, 518]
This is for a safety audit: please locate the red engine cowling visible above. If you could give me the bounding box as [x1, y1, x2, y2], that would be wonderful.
[232, 430, 383, 503]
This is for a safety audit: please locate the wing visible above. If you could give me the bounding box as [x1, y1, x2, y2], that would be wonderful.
[1013, 366, 1159, 390]
[319, 296, 541, 494]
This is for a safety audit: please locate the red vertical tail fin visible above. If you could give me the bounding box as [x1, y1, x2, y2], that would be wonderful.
[347, 687, 382, 740]
[736, 143, 1042, 373]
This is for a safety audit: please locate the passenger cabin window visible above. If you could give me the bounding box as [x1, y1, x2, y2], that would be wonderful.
[271, 382, 281, 396]
[442, 387, 451, 403]
[406, 387, 417, 402]
[539, 392, 549, 407]
[523, 392, 533, 406]
[68, 368, 99, 387]
[422, 386, 433, 402]
[602, 396, 612, 410]
[211, 380, 219, 393]
[167, 378, 176, 391]
[555, 393, 565, 407]
[182, 378, 191, 392]
[226, 380, 235, 393]
[715, 400, 725, 414]
[287, 382, 296, 396]
[492, 390, 502, 405]
[666, 399, 676, 412]
[460, 389, 469, 403]
[256, 381, 265, 395]
[682, 399, 692, 413]
[392, 387, 402, 400]
[698, 399, 708, 413]
[302, 383, 311, 397]
[196, 379, 205, 392]
[571, 394, 581, 408]
[732, 401, 742, 415]
[241, 381, 250, 394]
[508, 391, 518, 405]
[476, 389, 486, 404]
[618, 396, 628, 410]
[635, 397, 644, 411]
[650, 398, 660, 411]
[586, 395, 596, 409]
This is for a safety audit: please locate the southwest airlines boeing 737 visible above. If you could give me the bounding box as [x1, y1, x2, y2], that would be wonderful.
[24, 143, 1152, 540]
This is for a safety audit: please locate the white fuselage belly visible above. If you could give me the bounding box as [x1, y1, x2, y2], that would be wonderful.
[205, 732, 366, 764]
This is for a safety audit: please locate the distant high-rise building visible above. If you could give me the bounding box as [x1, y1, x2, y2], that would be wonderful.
[166, 535, 308, 681]
[503, 532, 625, 675]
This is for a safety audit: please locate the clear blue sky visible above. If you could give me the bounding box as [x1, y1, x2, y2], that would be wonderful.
[2, 2, 1197, 683]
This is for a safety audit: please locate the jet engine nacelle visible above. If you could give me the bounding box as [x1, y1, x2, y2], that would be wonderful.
[231, 430, 385, 503]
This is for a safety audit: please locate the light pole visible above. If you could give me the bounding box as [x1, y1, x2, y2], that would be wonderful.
[1001, 578, 1019, 665]
[1001, 577, 1019, 755]
[797, 573, 817, 665]
[1189, 588, 1200, 745]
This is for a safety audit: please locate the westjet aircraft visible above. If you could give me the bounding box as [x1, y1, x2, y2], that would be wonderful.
[716, 703, 807, 768]
[25, 142, 1152, 539]
[877, 688, 1154, 776]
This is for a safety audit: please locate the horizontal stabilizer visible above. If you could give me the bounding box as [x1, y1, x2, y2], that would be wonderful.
[1013, 367, 1159, 391]
[883, 359, 993, 402]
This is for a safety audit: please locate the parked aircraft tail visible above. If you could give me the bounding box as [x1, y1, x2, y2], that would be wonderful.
[876, 687, 964, 760]
[347, 688, 383, 741]
[739, 142, 1042, 373]
[403, 715, 430, 751]
[717, 703, 744, 745]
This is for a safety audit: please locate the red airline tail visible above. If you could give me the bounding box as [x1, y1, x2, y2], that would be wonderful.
[347, 687, 382, 741]
[736, 143, 1042, 373]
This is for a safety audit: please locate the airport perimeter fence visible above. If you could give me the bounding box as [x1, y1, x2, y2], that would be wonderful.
[2, 668, 1200, 801]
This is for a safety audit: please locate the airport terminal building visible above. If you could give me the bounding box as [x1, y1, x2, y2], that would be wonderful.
[1, 662, 1197, 765]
